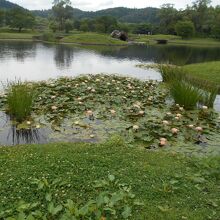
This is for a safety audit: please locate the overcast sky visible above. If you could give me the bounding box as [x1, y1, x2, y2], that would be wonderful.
[9, 0, 219, 11]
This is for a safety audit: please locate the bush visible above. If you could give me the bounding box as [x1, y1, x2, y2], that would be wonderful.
[41, 32, 56, 42]
[175, 21, 195, 39]
[6, 81, 35, 122]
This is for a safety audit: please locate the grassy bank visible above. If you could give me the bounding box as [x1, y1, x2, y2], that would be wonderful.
[0, 138, 219, 219]
[132, 34, 220, 46]
[61, 32, 128, 45]
[183, 61, 220, 86]
[0, 32, 36, 40]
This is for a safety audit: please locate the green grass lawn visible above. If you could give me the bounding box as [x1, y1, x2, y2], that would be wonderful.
[0, 32, 36, 40]
[0, 137, 219, 219]
[183, 61, 220, 86]
[61, 32, 128, 45]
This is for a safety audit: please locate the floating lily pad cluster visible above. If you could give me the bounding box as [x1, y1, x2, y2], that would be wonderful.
[0, 74, 219, 148]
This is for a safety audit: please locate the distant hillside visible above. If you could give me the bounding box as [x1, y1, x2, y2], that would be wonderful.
[0, 0, 23, 9]
[1, 0, 160, 24]
[32, 7, 160, 24]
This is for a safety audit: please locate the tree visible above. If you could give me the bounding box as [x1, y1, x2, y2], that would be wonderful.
[0, 9, 4, 27]
[52, 0, 73, 31]
[49, 20, 59, 32]
[6, 8, 35, 32]
[175, 21, 195, 38]
[158, 4, 181, 34]
[133, 23, 152, 34]
[64, 19, 73, 33]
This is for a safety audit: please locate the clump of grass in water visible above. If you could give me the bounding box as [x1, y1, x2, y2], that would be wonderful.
[6, 81, 35, 122]
[170, 80, 202, 110]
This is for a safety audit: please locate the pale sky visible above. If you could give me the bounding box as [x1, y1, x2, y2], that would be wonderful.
[9, 0, 220, 11]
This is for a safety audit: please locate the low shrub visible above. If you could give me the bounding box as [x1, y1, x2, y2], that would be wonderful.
[41, 32, 56, 42]
[6, 81, 35, 122]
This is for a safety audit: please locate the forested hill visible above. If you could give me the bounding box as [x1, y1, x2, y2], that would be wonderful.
[33, 7, 160, 24]
[0, 0, 22, 9]
[0, 0, 159, 24]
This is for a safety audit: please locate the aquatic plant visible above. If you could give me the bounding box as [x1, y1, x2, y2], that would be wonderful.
[169, 80, 202, 110]
[6, 81, 35, 122]
[158, 64, 185, 82]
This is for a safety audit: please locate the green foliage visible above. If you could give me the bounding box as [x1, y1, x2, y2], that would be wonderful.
[52, 0, 72, 31]
[41, 32, 56, 41]
[49, 21, 59, 32]
[159, 64, 185, 82]
[6, 81, 35, 122]
[6, 8, 35, 32]
[132, 23, 152, 34]
[0, 9, 4, 27]
[175, 21, 195, 38]
[170, 80, 202, 110]
[64, 18, 73, 33]
[0, 175, 142, 219]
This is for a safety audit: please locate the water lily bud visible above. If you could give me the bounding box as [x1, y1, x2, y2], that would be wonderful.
[133, 104, 141, 109]
[26, 121, 31, 125]
[159, 138, 167, 146]
[87, 87, 92, 90]
[176, 104, 180, 107]
[78, 101, 83, 105]
[188, 124, 194, 128]
[195, 126, 203, 132]
[90, 134, 95, 138]
[67, 85, 71, 88]
[162, 120, 169, 125]
[131, 90, 135, 93]
[179, 107, 184, 111]
[91, 89, 96, 92]
[107, 82, 111, 85]
[175, 116, 180, 120]
[74, 121, 79, 125]
[202, 106, 208, 110]
[96, 79, 100, 82]
[82, 82, 86, 85]
[75, 83, 79, 87]
[171, 128, 179, 134]
[36, 124, 41, 129]
[86, 110, 93, 116]
[133, 125, 139, 131]
[139, 110, 145, 116]
[116, 87, 120, 90]
[51, 106, 57, 110]
[176, 113, 182, 118]
[110, 109, 116, 115]
[51, 96, 56, 99]
[77, 97, 82, 101]
[166, 112, 172, 116]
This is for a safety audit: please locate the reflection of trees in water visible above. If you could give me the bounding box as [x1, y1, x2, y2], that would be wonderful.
[54, 45, 74, 68]
[98, 45, 220, 65]
[0, 41, 36, 62]
[8, 126, 46, 145]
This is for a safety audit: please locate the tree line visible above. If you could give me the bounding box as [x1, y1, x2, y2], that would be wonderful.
[0, 0, 219, 39]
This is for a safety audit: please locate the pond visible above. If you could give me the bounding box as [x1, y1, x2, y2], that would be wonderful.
[0, 41, 219, 147]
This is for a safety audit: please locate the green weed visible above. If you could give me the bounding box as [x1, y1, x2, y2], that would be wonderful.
[170, 80, 202, 110]
[6, 81, 35, 122]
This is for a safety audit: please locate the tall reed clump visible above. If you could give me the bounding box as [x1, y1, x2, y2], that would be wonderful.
[158, 64, 186, 82]
[170, 80, 203, 110]
[6, 81, 35, 122]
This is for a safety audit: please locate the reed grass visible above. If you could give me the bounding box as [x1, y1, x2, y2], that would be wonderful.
[170, 80, 203, 110]
[6, 81, 35, 122]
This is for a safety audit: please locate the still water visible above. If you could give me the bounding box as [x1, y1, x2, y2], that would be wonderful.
[1, 41, 220, 82]
[0, 40, 219, 146]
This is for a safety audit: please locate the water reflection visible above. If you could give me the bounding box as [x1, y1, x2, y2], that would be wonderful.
[0, 41, 36, 61]
[9, 126, 43, 145]
[54, 44, 75, 68]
